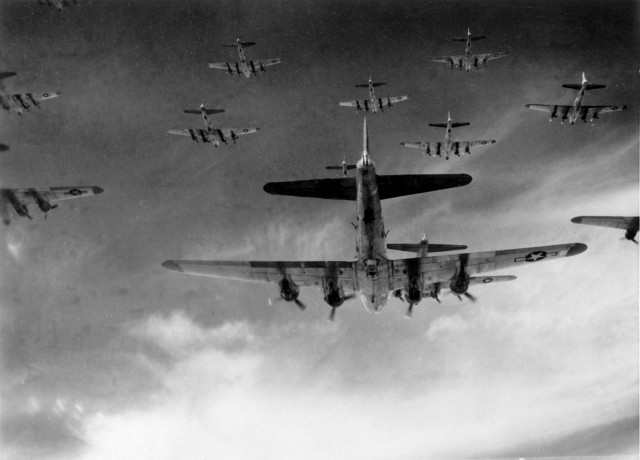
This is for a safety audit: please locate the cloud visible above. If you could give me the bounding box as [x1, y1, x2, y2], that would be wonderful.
[71, 299, 637, 460]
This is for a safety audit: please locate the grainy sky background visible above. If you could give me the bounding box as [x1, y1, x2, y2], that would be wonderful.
[0, 0, 638, 459]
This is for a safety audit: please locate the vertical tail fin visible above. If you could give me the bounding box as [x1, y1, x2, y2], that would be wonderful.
[582, 72, 587, 84]
[363, 117, 369, 154]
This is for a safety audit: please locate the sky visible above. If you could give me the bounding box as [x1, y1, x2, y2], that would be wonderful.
[0, 0, 638, 459]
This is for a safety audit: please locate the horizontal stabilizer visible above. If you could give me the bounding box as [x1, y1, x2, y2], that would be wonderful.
[184, 109, 225, 115]
[0, 72, 17, 80]
[387, 243, 467, 253]
[453, 35, 485, 41]
[326, 165, 357, 170]
[356, 82, 386, 88]
[429, 122, 470, 128]
[223, 41, 256, 48]
[562, 83, 606, 90]
[263, 174, 472, 201]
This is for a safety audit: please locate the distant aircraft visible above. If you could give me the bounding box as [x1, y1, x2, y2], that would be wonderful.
[38, 0, 77, 11]
[526, 73, 627, 124]
[339, 76, 408, 113]
[208, 39, 282, 78]
[430, 28, 508, 72]
[326, 157, 357, 177]
[401, 112, 496, 160]
[167, 102, 259, 147]
[0, 186, 103, 225]
[0, 144, 8, 152]
[571, 216, 639, 244]
[0, 72, 61, 115]
[162, 118, 587, 320]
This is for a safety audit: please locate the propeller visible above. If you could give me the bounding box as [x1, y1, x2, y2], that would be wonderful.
[328, 293, 356, 321]
[456, 291, 477, 303]
[268, 297, 306, 311]
[405, 301, 418, 318]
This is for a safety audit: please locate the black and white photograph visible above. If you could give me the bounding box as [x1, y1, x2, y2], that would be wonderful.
[1, 0, 638, 458]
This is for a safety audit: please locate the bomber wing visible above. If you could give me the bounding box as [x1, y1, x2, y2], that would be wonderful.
[218, 127, 260, 139]
[379, 96, 409, 108]
[579, 105, 627, 120]
[255, 58, 282, 68]
[390, 243, 587, 291]
[162, 260, 357, 291]
[167, 128, 211, 142]
[10, 186, 103, 203]
[571, 216, 638, 231]
[11, 92, 61, 110]
[473, 52, 509, 63]
[263, 174, 471, 201]
[525, 104, 571, 120]
[339, 99, 370, 111]
[430, 56, 457, 64]
[1, 186, 103, 224]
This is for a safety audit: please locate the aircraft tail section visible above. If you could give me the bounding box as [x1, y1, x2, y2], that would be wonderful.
[223, 41, 256, 48]
[429, 122, 470, 128]
[453, 35, 485, 42]
[563, 83, 606, 90]
[184, 109, 225, 115]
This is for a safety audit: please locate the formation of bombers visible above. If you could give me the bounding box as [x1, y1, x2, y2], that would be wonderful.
[2, 21, 635, 320]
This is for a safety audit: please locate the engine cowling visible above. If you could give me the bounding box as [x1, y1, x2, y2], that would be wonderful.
[403, 286, 421, 306]
[449, 271, 470, 295]
[279, 277, 300, 302]
[324, 283, 346, 307]
[625, 228, 638, 242]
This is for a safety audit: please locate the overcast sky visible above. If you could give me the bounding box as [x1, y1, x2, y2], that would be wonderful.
[0, 0, 638, 459]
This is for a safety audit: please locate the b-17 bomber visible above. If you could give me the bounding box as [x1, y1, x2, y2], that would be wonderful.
[167, 102, 259, 147]
[0, 186, 103, 225]
[208, 39, 282, 78]
[339, 76, 408, 113]
[401, 112, 496, 160]
[526, 72, 627, 124]
[430, 29, 508, 72]
[571, 216, 639, 244]
[163, 118, 587, 320]
[0, 72, 61, 115]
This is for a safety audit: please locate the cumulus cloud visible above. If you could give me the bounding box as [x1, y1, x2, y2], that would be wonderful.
[70, 296, 637, 460]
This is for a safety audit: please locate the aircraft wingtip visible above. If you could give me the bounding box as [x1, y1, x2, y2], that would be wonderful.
[161, 260, 183, 272]
[263, 183, 276, 195]
[92, 186, 104, 195]
[567, 243, 588, 257]
[570, 216, 583, 224]
[460, 174, 473, 186]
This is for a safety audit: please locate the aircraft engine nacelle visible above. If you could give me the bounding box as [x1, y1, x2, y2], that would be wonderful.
[426, 283, 442, 301]
[464, 145, 470, 154]
[454, 144, 460, 156]
[425, 145, 431, 155]
[28, 190, 56, 213]
[279, 277, 300, 302]
[449, 271, 470, 295]
[403, 285, 422, 306]
[435, 143, 442, 157]
[625, 228, 638, 242]
[323, 283, 346, 308]
[2, 190, 31, 218]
